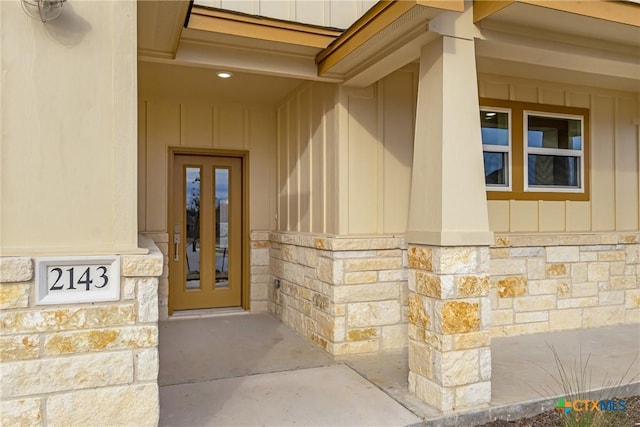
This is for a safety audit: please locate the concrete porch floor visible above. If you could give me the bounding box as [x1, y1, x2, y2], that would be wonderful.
[159, 313, 640, 426]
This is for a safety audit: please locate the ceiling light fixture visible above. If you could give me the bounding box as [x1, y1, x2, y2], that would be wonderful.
[216, 71, 233, 79]
[21, 0, 66, 22]
[485, 112, 497, 117]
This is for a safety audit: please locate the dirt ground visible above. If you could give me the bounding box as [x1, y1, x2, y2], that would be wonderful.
[477, 396, 640, 427]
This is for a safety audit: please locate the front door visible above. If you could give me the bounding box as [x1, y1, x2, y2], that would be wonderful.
[169, 154, 243, 313]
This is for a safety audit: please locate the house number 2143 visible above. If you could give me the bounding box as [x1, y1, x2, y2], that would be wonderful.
[48, 266, 109, 291]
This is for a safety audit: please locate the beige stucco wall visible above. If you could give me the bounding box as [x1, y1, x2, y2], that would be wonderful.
[479, 74, 640, 233]
[276, 66, 417, 236]
[1, 0, 139, 255]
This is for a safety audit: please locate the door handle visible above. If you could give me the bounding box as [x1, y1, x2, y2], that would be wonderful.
[173, 234, 180, 262]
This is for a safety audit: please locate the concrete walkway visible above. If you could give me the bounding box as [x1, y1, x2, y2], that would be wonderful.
[159, 313, 640, 427]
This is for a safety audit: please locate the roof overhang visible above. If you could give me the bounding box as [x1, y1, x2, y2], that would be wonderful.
[474, 0, 640, 92]
[474, 0, 640, 28]
[187, 6, 341, 49]
[316, 0, 465, 86]
[138, 0, 191, 60]
[140, 4, 343, 81]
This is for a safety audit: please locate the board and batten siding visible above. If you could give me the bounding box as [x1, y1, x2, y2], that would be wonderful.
[276, 67, 417, 235]
[138, 100, 277, 234]
[194, 0, 377, 29]
[277, 82, 339, 234]
[479, 74, 640, 233]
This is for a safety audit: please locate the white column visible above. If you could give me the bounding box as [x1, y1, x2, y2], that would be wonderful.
[406, 34, 492, 247]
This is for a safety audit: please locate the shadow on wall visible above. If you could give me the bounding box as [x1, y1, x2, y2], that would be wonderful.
[43, 3, 91, 46]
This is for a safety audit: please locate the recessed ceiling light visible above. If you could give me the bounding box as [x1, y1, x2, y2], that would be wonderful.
[217, 71, 233, 79]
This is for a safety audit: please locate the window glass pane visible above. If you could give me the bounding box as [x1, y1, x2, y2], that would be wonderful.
[527, 115, 582, 150]
[480, 110, 509, 146]
[483, 152, 507, 185]
[215, 168, 229, 288]
[185, 167, 201, 290]
[528, 155, 580, 187]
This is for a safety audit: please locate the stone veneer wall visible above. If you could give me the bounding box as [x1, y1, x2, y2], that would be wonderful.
[407, 245, 492, 411]
[250, 231, 271, 312]
[0, 236, 163, 426]
[490, 233, 640, 336]
[145, 231, 270, 319]
[269, 232, 408, 356]
[144, 233, 170, 319]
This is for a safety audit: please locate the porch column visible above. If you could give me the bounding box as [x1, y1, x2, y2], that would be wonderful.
[406, 17, 493, 411]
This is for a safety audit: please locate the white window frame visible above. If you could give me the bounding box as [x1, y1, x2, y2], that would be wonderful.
[523, 110, 585, 194]
[480, 106, 512, 192]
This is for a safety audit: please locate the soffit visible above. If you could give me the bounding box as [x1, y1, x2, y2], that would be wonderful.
[316, 0, 464, 84]
[138, 0, 191, 60]
[152, 5, 343, 81]
[187, 6, 342, 49]
[474, 1, 640, 49]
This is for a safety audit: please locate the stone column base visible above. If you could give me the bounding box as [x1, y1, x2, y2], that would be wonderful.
[407, 245, 491, 411]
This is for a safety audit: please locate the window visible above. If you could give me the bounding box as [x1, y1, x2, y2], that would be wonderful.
[525, 112, 583, 192]
[480, 99, 590, 201]
[480, 108, 511, 190]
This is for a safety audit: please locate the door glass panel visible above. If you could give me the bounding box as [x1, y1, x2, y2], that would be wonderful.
[215, 168, 229, 288]
[186, 167, 201, 290]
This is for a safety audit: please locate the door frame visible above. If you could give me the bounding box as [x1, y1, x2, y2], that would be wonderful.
[167, 147, 250, 314]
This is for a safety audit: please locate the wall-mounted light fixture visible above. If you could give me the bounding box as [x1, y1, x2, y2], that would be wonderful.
[22, 0, 66, 22]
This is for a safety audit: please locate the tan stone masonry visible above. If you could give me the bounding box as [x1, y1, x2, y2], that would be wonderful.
[490, 233, 640, 337]
[268, 232, 408, 356]
[267, 231, 638, 358]
[407, 245, 492, 412]
[250, 231, 270, 312]
[0, 235, 163, 426]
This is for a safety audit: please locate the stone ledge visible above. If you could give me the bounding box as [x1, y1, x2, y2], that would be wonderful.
[269, 232, 405, 251]
[121, 235, 164, 277]
[494, 233, 639, 248]
[251, 230, 270, 241]
[141, 232, 169, 244]
[0, 258, 33, 283]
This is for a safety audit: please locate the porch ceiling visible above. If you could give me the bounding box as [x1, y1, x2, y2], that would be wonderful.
[474, 1, 640, 93]
[138, 61, 303, 106]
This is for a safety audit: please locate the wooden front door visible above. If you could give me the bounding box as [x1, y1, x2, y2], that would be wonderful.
[169, 154, 243, 313]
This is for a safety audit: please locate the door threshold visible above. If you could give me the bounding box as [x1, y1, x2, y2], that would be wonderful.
[168, 307, 247, 320]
